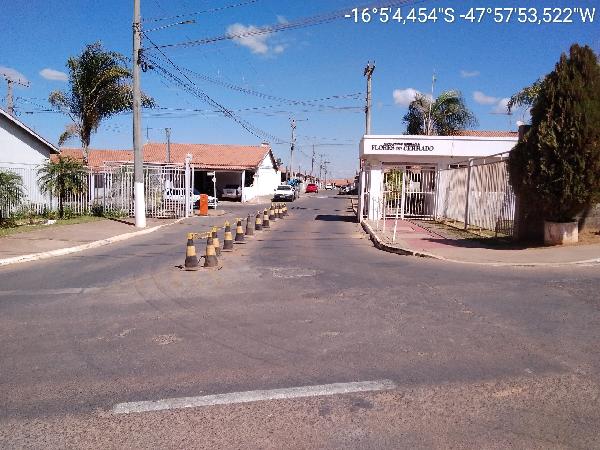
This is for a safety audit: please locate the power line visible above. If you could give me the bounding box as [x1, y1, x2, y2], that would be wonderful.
[155, 0, 423, 49]
[143, 0, 262, 23]
[142, 33, 288, 144]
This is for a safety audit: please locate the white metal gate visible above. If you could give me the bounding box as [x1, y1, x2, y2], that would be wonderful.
[382, 167, 436, 219]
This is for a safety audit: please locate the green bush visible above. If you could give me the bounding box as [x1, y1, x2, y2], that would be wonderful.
[509, 44, 600, 222]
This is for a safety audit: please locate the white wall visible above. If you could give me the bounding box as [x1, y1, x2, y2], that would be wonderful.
[360, 134, 518, 161]
[253, 152, 281, 197]
[0, 116, 57, 212]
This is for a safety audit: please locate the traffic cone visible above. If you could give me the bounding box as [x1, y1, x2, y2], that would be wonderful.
[235, 218, 245, 243]
[245, 214, 254, 237]
[184, 233, 199, 270]
[211, 227, 221, 256]
[203, 235, 219, 268]
[222, 221, 234, 251]
[263, 209, 270, 229]
[269, 204, 276, 222]
[255, 211, 263, 231]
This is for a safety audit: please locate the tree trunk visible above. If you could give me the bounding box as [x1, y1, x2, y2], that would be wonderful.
[82, 143, 89, 167]
[59, 194, 64, 219]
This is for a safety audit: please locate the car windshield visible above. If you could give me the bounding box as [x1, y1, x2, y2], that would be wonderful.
[278, 186, 292, 190]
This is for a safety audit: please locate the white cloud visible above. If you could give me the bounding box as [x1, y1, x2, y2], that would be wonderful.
[40, 68, 68, 82]
[227, 23, 284, 56]
[392, 88, 421, 107]
[0, 66, 28, 84]
[473, 90, 499, 105]
[492, 97, 510, 114]
[460, 70, 480, 78]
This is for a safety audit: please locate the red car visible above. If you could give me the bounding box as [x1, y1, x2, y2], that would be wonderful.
[305, 183, 319, 193]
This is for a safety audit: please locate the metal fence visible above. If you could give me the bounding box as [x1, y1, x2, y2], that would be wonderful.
[434, 154, 515, 236]
[0, 162, 189, 219]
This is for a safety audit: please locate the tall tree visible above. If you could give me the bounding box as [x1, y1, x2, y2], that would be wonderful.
[508, 44, 600, 222]
[0, 171, 25, 220]
[403, 90, 477, 135]
[38, 156, 87, 219]
[49, 42, 154, 163]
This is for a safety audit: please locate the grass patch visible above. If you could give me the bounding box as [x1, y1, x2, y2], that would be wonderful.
[0, 216, 104, 238]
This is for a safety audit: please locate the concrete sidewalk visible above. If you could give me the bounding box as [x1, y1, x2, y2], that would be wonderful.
[362, 218, 600, 266]
[0, 216, 185, 266]
[0, 200, 275, 266]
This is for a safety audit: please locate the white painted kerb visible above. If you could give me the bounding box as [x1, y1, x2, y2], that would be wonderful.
[112, 379, 397, 414]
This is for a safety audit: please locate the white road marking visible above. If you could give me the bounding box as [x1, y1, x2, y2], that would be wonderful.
[112, 379, 396, 414]
[0, 287, 102, 296]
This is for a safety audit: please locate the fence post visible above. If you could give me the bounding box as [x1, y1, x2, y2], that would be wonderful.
[463, 158, 473, 230]
[400, 173, 406, 220]
[184, 155, 191, 218]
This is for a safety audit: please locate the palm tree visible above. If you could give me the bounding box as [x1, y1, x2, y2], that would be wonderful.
[403, 90, 477, 135]
[0, 170, 25, 221]
[49, 42, 154, 163]
[37, 156, 87, 219]
[507, 78, 545, 113]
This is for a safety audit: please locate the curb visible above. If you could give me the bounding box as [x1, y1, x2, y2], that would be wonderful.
[0, 217, 186, 268]
[360, 220, 600, 267]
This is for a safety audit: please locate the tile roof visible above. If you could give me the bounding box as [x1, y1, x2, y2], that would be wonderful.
[450, 130, 518, 138]
[58, 142, 275, 170]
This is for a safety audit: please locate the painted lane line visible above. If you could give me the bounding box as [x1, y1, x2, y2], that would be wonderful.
[112, 379, 396, 414]
[0, 287, 102, 296]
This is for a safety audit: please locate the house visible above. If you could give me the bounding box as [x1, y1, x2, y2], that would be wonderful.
[0, 108, 59, 166]
[0, 108, 59, 213]
[60, 141, 281, 202]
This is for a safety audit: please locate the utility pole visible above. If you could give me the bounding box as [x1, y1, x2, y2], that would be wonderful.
[289, 118, 296, 181]
[363, 61, 375, 135]
[2, 75, 29, 116]
[311, 144, 315, 177]
[165, 127, 171, 163]
[6, 79, 13, 116]
[323, 160, 331, 187]
[318, 153, 324, 186]
[133, 0, 146, 228]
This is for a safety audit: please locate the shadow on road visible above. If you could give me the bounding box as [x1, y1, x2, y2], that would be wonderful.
[314, 214, 357, 223]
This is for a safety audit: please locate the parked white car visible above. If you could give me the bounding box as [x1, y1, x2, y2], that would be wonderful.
[273, 184, 295, 201]
[221, 184, 242, 200]
[325, 183, 334, 190]
[164, 188, 218, 207]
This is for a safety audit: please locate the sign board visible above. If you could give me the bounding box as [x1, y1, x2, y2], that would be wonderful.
[207, 171, 215, 176]
[212, 177, 216, 183]
[360, 135, 518, 159]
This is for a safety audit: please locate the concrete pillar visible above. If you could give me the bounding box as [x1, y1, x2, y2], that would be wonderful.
[240, 170, 246, 202]
[367, 165, 384, 220]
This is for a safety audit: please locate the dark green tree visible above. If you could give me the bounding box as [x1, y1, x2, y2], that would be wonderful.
[49, 42, 154, 163]
[403, 90, 477, 135]
[0, 171, 25, 221]
[37, 156, 87, 219]
[508, 44, 600, 222]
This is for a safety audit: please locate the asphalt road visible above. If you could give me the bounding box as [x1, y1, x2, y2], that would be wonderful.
[1, 194, 599, 449]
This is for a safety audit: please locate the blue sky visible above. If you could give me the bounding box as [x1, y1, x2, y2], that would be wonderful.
[1, 0, 598, 177]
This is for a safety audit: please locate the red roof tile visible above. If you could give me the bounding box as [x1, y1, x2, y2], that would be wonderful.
[58, 142, 275, 170]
